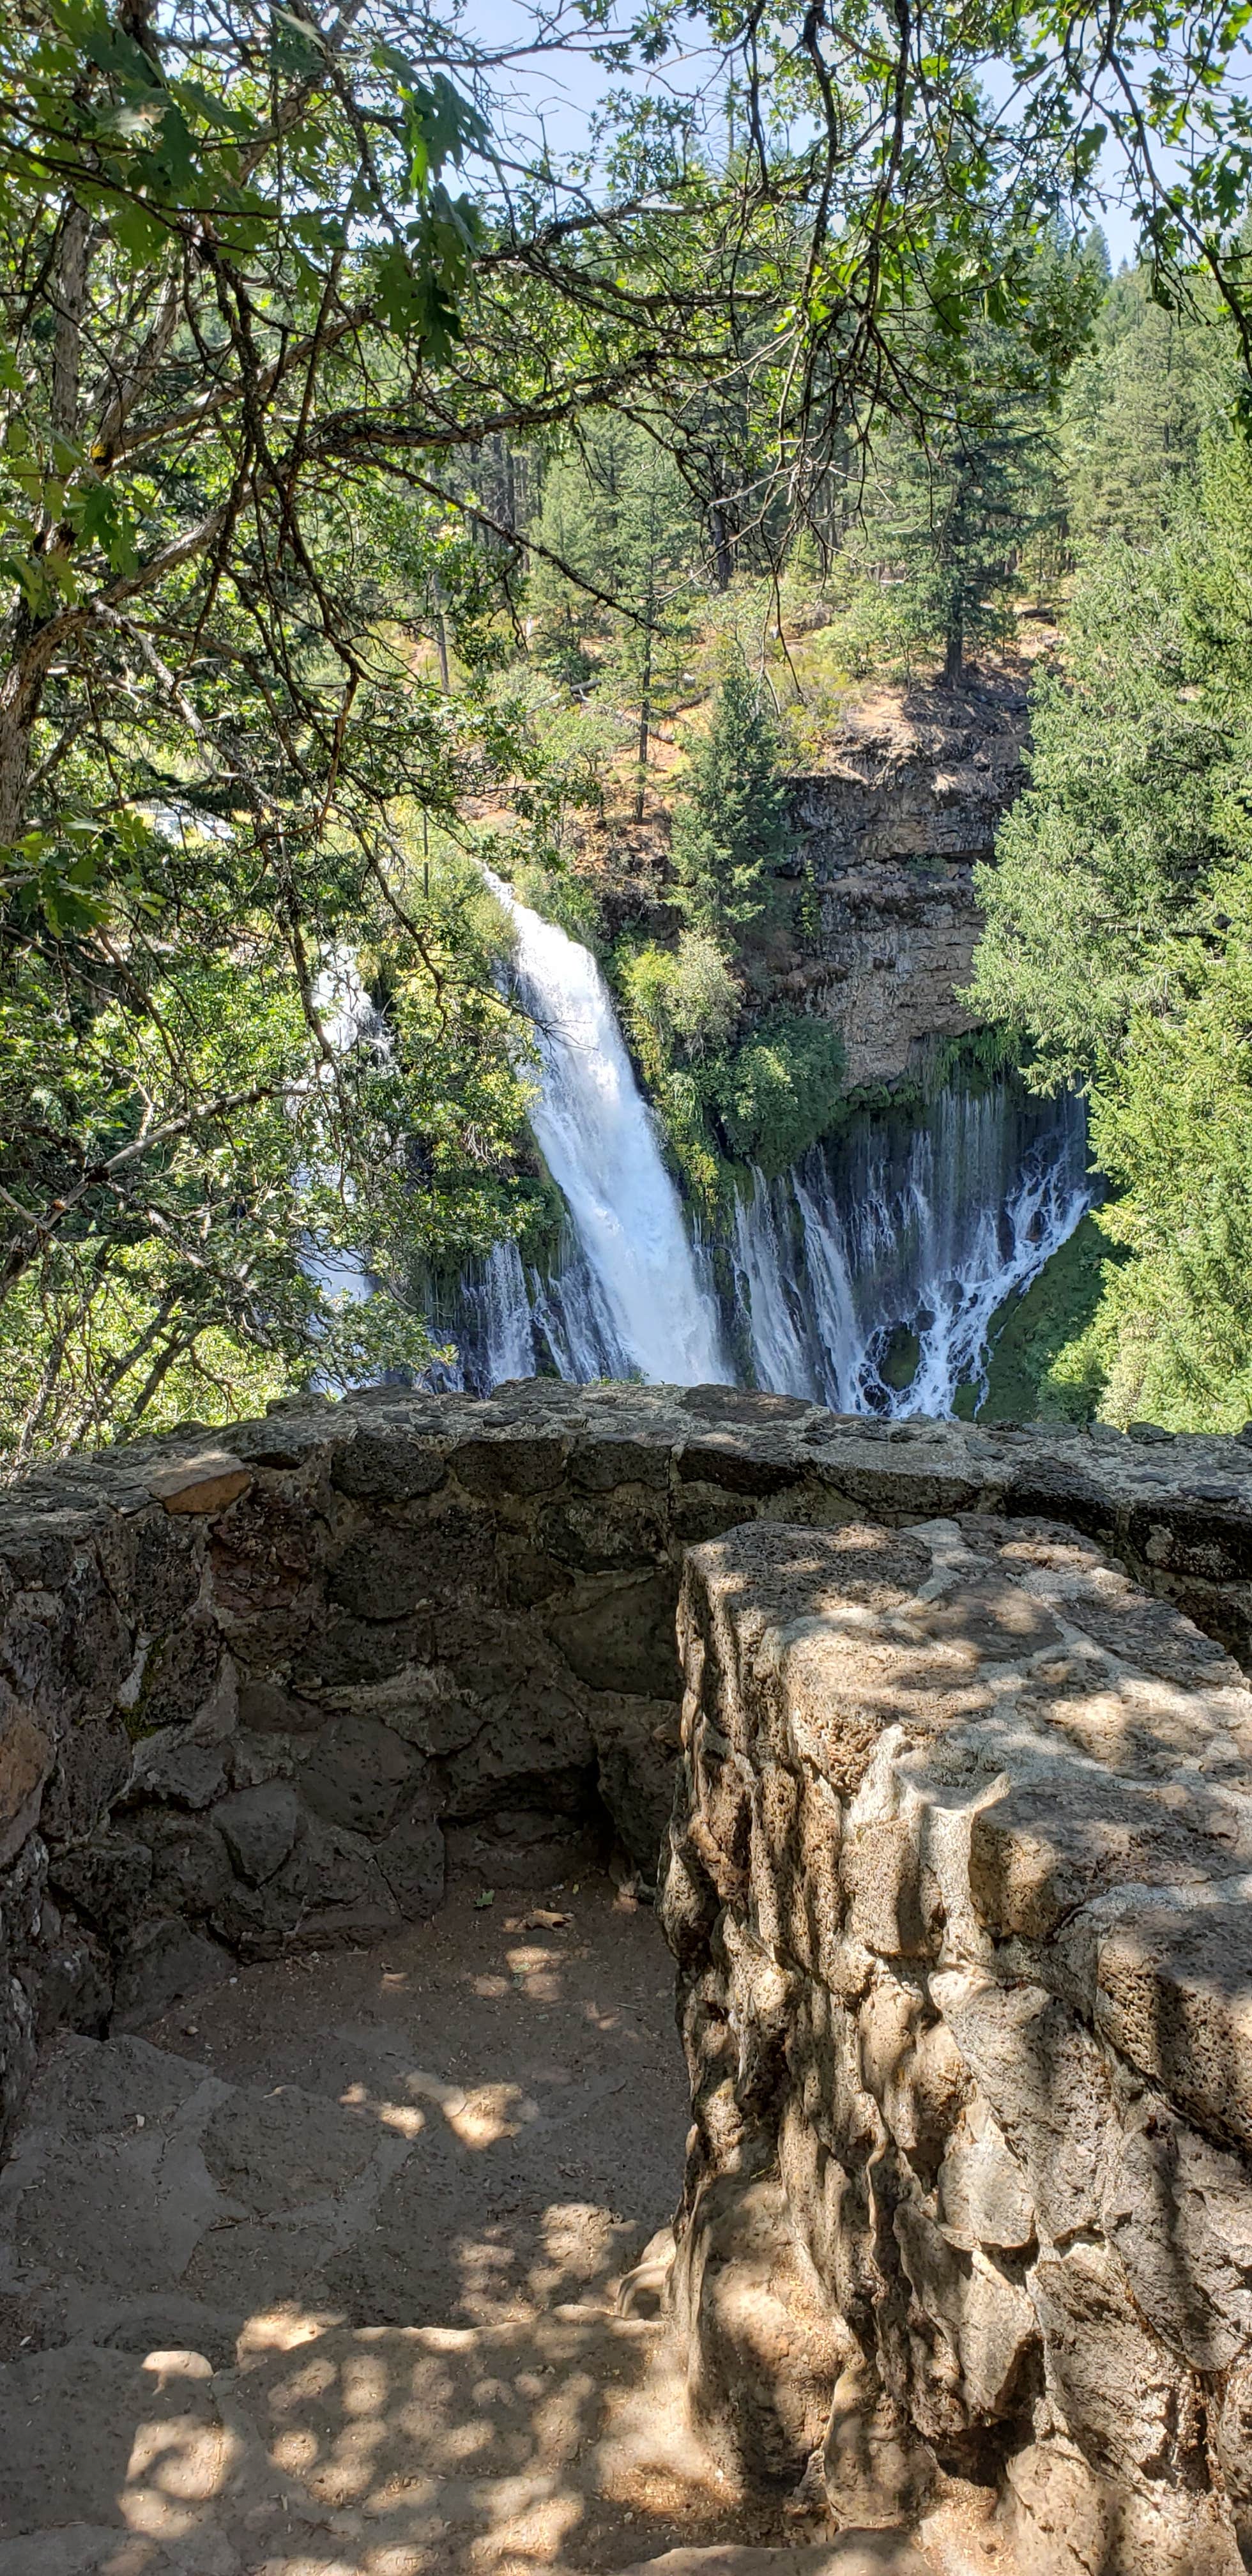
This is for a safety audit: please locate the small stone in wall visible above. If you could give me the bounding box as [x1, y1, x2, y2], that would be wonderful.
[148, 1453, 252, 1515]
[372, 1805, 446, 1920]
[111, 1915, 232, 2031]
[128, 1737, 229, 1813]
[299, 1711, 422, 1840]
[211, 1784, 300, 1887]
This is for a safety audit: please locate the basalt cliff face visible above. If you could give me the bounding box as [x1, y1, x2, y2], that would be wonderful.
[781, 682, 1028, 1087]
[4, 1381, 1252, 2570]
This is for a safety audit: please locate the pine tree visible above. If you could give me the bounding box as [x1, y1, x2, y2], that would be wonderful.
[672, 653, 790, 942]
[850, 236, 1100, 682]
[878, 404, 1060, 685]
[610, 438, 694, 818]
[1062, 264, 1232, 554]
[527, 457, 608, 686]
[525, 427, 696, 797]
[968, 424, 1252, 1428]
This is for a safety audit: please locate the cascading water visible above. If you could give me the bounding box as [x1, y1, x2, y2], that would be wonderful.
[437, 887, 1089, 1416]
[457, 1239, 537, 1386]
[729, 1082, 1089, 1414]
[480, 873, 729, 1386]
[300, 950, 379, 1309]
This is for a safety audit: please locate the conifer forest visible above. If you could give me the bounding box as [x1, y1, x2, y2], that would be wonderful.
[6, 0, 1252, 1453]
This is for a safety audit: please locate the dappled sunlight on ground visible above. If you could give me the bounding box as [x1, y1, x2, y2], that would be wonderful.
[0, 1878, 761, 2576]
[217, 2303, 725, 2573]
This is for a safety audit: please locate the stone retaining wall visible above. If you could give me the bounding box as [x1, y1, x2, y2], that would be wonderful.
[663, 1514, 1252, 2573]
[3, 1379, 1252, 2278]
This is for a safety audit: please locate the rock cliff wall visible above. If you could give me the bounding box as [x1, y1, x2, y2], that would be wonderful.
[782, 684, 1027, 1087]
[3, 1379, 1250, 2128]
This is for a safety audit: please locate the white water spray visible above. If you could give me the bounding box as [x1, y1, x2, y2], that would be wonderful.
[483, 872, 729, 1386]
[459, 1239, 537, 1386]
[438, 890, 1087, 1414]
[301, 950, 378, 1308]
[731, 1084, 1090, 1414]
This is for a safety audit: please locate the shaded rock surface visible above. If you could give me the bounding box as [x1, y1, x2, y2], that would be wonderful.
[0, 1880, 778, 2576]
[0, 1874, 1006, 2576]
[662, 1512, 1252, 2573]
[783, 682, 1027, 1087]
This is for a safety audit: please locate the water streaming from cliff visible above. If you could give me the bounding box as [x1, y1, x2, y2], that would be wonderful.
[478, 873, 729, 1386]
[729, 1083, 1089, 1414]
[301, 950, 379, 1310]
[438, 885, 1087, 1413]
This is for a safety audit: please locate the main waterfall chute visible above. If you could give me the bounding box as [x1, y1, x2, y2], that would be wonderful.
[483, 871, 729, 1387]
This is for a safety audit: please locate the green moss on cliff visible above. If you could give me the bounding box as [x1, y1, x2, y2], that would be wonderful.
[967, 1211, 1124, 1423]
[619, 1001, 848, 1210]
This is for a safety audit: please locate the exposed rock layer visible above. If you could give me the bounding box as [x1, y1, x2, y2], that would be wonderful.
[664, 1513, 1252, 2573]
[785, 686, 1027, 1085]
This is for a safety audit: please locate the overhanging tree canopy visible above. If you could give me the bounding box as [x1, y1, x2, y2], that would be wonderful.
[2, 0, 1251, 1455]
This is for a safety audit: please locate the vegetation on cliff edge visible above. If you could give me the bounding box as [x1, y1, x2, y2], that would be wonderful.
[4, 0, 1252, 1448]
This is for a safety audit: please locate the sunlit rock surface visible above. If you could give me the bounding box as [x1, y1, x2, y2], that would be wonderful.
[784, 684, 1027, 1087]
[664, 1512, 1252, 2572]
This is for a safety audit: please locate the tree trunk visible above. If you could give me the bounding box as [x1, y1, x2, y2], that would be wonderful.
[634, 610, 654, 823]
[0, 204, 93, 845]
[432, 576, 450, 691]
[710, 498, 733, 592]
[52, 203, 89, 438]
[0, 686, 31, 848]
[497, 435, 516, 537]
[0, 630, 56, 847]
[943, 610, 964, 687]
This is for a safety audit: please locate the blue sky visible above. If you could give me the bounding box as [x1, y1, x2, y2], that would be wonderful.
[462, 0, 1144, 266]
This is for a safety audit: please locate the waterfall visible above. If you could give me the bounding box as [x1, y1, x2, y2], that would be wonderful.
[300, 950, 379, 1310]
[438, 884, 1088, 1416]
[460, 1239, 537, 1387]
[731, 1082, 1090, 1415]
[482, 873, 729, 1386]
[731, 1176, 815, 1398]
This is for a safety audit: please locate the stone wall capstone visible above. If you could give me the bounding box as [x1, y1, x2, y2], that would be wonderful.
[1, 1377, 1251, 2205]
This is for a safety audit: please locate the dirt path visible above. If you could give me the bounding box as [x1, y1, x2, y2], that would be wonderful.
[142, 1876, 693, 2336]
[0, 1878, 788, 2576]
